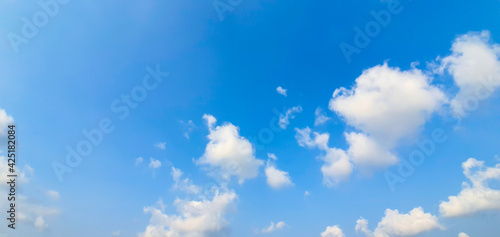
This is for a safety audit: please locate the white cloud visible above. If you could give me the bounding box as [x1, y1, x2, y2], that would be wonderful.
[16, 195, 60, 232]
[112, 230, 121, 236]
[295, 127, 353, 186]
[276, 86, 287, 97]
[355, 217, 371, 236]
[279, 106, 302, 129]
[154, 142, 166, 150]
[171, 167, 202, 195]
[139, 189, 237, 237]
[314, 107, 331, 126]
[0, 108, 14, 137]
[0, 156, 32, 186]
[439, 158, 500, 217]
[149, 158, 162, 169]
[330, 63, 446, 145]
[265, 158, 293, 190]
[436, 30, 500, 117]
[197, 114, 263, 184]
[321, 225, 345, 237]
[356, 207, 443, 237]
[135, 157, 144, 166]
[34, 216, 48, 231]
[180, 120, 195, 139]
[296, 63, 447, 183]
[0, 158, 60, 232]
[261, 221, 286, 233]
[264, 154, 293, 190]
[304, 191, 310, 196]
[267, 153, 278, 161]
[458, 233, 470, 237]
[18, 164, 34, 184]
[344, 132, 398, 171]
[46, 190, 60, 201]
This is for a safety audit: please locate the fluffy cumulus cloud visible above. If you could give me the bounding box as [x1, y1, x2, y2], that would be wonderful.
[0, 108, 14, 137]
[458, 233, 470, 237]
[261, 221, 286, 233]
[278, 106, 302, 129]
[171, 167, 202, 195]
[329, 63, 446, 146]
[140, 189, 237, 237]
[295, 63, 447, 184]
[439, 158, 500, 217]
[295, 127, 353, 186]
[264, 153, 293, 189]
[436, 30, 500, 117]
[344, 132, 398, 171]
[276, 86, 287, 97]
[197, 114, 263, 183]
[356, 207, 443, 237]
[321, 225, 345, 237]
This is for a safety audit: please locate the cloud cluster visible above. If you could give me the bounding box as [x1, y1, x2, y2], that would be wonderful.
[436, 30, 500, 117]
[298, 63, 448, 185]
[295, 127, 353, 185]
[297, 31, 500, 186]
[439, 158, 500, 217]
[355, 207, 442, 237]
[197, 114, 263, 183]
[330, 63, 445, 171]
[140, 189, 237, 237]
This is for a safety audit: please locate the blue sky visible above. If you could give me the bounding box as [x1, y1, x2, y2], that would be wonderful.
[1, 0, 500, 236]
